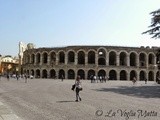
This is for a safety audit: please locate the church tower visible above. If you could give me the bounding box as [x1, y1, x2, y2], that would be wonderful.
[18, 42, 27, 74]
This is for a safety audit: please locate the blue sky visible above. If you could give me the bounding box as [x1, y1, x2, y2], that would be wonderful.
[0, 0, 160, 56]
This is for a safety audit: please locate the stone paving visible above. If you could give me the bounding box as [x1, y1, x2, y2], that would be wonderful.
[0, 101, 22, 120]
[0, 77, 159, 120]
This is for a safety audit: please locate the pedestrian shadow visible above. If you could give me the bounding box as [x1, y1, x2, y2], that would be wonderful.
[56, 100, 75, 103]
[92, 85, 160, 98]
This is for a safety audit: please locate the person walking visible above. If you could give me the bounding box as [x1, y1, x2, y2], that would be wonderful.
[93, 75, 96, 83]
[24, 74, 28, 83]
[7, 74, 10, 81]
[16, 74, 19, 81]
[75, 76, 82, 102]
[132, 77, 137, 85]
[61, 75, 64, 82]
[90, 75, 93, 83]
[145, 78, 147, 84]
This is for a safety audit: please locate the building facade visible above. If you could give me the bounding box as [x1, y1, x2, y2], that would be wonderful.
[0, 55, 19, 75]
[18, 42, 36, 74]
[22, 45, 159, 81]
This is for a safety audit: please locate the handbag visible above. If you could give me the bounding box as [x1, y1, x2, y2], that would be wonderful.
[71, 84, 75, 91]
[79, 87, 83, 91]
[78, 85, 83, 91]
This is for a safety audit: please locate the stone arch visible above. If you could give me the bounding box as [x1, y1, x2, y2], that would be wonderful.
[59, 69, 65, 79]
[31, 54, 35, 64]
[119, 51, 127, 66]
[148, 53, 155, 65]
[139, 70, 146, 81]
[139, 52, 147, 67]
[42, 52, 48, 64]
[42, 69, 48, 78]
[27, 54, 30, 63]
[109, 70, 117, 80]
[68, 51, 75, 63]
[36, 53, 41, 64]
[130, 52, 137, 66]
[98, 48, 106, 65]
[148, 71, 154, 81]
[58, 51, 65, 63]
[130, 70, 137, 80]
[35, 69, 40, 78]
[68, 69, 75, 79]
[87, 69, 95, 79]
[120, 70, 127, 80]
[97, 47, 107, 56]
[49, 51, 56, 65]
[77, 69, 85, 79]
[50, 69, 56, 78]
[109, 51, 116, 65]
[98, 69, 106, 77]
[88, 50, 95, 64]
[78, 51, 85, 64]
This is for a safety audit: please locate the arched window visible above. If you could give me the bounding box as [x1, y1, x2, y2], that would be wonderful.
[43, 52, 48, 64]
[50, 52, 56, 65]
[77, 69, 85, 79]
[120, 52, 127, 66]
[109, 51, 116, 65]
[120, 70, 127, 80]
[68, 69, 75, 79]
[88, 51, 95, 64]
[109, 70, 117, 80]
[36, 53, 41, 64]
[78, 51, 85, 64]
[68, 51, 75, 63]
[59, 51, 65, 63]
[130, 52, 136, 66]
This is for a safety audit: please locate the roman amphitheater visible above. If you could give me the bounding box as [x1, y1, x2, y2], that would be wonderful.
[21, 44, 159, 81]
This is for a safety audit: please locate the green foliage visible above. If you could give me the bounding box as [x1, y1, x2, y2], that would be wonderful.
[142, 9, 160, 39]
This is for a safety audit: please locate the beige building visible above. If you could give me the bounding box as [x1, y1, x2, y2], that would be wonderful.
[0, 55, 19, 75]
[22, 45, 159, 81]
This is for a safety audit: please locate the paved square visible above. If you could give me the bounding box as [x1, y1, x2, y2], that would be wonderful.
[0, 78, 159, 120]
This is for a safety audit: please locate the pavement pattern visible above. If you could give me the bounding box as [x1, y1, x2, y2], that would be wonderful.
[0, 100, 22, 120]
[0, 77, 159, 120]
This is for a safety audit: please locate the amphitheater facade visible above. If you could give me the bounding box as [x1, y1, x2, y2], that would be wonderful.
[22, 45, 159, 81]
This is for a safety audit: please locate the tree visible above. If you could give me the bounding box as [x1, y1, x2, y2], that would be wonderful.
[142, 9, 160, 39]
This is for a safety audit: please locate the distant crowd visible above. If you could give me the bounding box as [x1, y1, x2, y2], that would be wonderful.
[89, 75, 109, 83]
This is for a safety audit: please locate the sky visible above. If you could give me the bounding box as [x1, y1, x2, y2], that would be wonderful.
[0, 0, 160, 56]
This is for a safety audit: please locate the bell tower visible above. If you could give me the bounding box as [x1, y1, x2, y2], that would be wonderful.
[18, 42, 27, 74]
